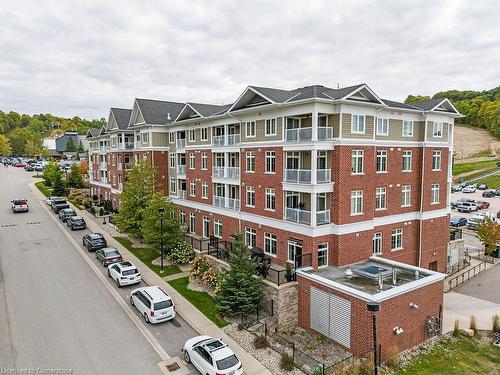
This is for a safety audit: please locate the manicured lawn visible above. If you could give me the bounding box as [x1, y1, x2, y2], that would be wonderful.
[113, 237, 181, 277]
[453, 159, 500, 176]
[474, 175, 500, 189]
[168, 276, 227, 328]
[35, 181, 52, 197]
[394, 335, 500, 375]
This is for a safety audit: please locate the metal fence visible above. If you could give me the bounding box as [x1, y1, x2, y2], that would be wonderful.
[447, 261, 488, 289]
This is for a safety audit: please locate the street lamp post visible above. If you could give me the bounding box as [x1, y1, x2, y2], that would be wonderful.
[367, 302, 381, 375]
[158, 207, 165, 273]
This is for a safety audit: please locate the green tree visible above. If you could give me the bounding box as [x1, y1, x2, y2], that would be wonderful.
[476, 219, 500, 255]
[77, 140, 84, 153]
[42, 162, 60, 187]
[51, 169, 66, 196]
[0, 134, 11, 155]
[140, 193, 183, 257]
[114, 160, 156, 238]
[404, 95, 431, 104]
[216, 234, 262, 316]
[65, 137, 76, 152]
[66, 163, 84, 188]
[24, 138, 42, 157]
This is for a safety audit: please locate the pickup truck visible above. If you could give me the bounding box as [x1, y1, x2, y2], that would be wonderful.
[51, 198, 70, 213]
[467, 212, 495, 230]
[11, 199, 29, 213]
[457, 201, 478, 213]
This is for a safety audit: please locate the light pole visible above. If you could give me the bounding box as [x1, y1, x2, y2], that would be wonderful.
[158, 207, 165, 273]
[367, 301, 381, 375]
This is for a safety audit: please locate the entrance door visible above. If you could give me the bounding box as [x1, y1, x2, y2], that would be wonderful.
[203, 217, 209, 238]
[288, 240, 303, 267]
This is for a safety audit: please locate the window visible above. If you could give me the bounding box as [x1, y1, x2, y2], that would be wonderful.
[141, 132, 149, 143]
[201, 152, 208, 170]
[264, 233, 277, 256]
[190, 181, 196, 196]
[265, 118, 277, 136]
[318, 115, 327, 127]
[179, 210, 185, 224]
[318, 243, 328, 267]
[288, 240, 302, 264]
[265, 151, 275, 173]
[432, 122, 443, 137]
[376, 118, 389, 136]
[189, 213, 196, 233]
[246, 151, 255, 172]
[246, 121, 256, 138]
[402, 121, 413, 137]
[201, 182, 208, 199]
[351, 150, 364, 174]
[376, 150, 387, 173]
[201, 127, 208, 141]
[373, 233, 382, 255]
[246, 186, 255, 207]
[432, 150, 441, 171]
[265, 188, 275, 210]
[351, 190, 363, 215]
[214, 219, 222, 238]
[169, 178, 176, 194]
[188, 129, 195, 142]
[189, 153, 196, 169]
[245, 227, 256, 248]
[391, 228, 403, 250]
[169, 153, 175, 169]
[431, 183, 440, 204]
[402, 150, 412, 172]
[169, 133, 175, 143]
[401, 185, 411, 207]
[351, 115, 365, 133]
[375, 187, 387, 210]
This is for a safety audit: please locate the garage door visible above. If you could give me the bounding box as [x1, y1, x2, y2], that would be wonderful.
[310, 287, 351, 348]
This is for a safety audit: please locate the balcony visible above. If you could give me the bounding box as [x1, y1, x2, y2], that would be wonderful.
[285, 207, 311, 225]
[285, 127, 312, 142]
[317, 127, 333, 140]
[99, 146, 108, 152]
[316, 210, 330, 225]
[213, 196, 240, 210]
[212, 166, 240, 180]
[227, 198, 240, 210]
[285, 169, 311, 183]
[176, 139, 186, 149]
[316, 169, 331, 183]
[124, 163, 132, 170]
[212, 134, 241, 147]
[117, 142, 135, 150]
[177, 165, 186, 175]
[178, 190, 187, 200]
[99, 177, 108, 184]
[213, 195, 225, 207]
[99, 162, 107, 170]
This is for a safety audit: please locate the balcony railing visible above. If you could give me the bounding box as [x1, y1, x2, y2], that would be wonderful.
[213, 166, 240, 180]
[285, 127, 312, 142]
[212, 135, 225, 147]
[176, 139, 186, 149]
[212, 134, 241, 147]
[227, 198, 240, 210]
[99, 162, 107, 169]
[118, 163, 122, 171]
[285, 169, 311, 184]
[316, 210, 330, 225]
[317, 169, 331, 183]
[100, 177, 108, 184]
[213, 196, 225, 207]
[213, 166, 225, 178]
[228, 134, 240, 146]
[117, 142, 135, 150]
[124, 163, 132, 170]
[178, 190, 187, 200]
[213, 196, 240, 210]
[177, 165, 186, 175]
[285, 208, 311, 225]
[317, 126, 333, 140]
[99, 146, 108, 152]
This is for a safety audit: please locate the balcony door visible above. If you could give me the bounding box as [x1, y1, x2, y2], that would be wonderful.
[288, 240, 303, 267]
[203, 217, 210, 238]
[286, 192, 299, 209]
[286, 118, 300, 130]
[286, 152, 300, 170]
[317, 151, 327, 169]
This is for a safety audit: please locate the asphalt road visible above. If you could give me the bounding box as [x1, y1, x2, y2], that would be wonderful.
[0, 167, 197, 374]
[453, 263, 500, 304]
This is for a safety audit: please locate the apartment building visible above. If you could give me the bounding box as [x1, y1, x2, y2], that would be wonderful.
[88, 84, 461, 358]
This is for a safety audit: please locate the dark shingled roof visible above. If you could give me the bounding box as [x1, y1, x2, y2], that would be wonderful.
[136, 98, 185, 125]
[188, 103, 228, 117]
[410, 97, 448, 111]
[87, 128, 101, 138]
[110, 108, 132, 130]
[381, 99, 420, 110]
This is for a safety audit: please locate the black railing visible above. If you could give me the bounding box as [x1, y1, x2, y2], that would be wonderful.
[450, 228, 463, 241]
[447, 257, 470, 275]
[184, 234, 210, 252]
[207, 237, 233, 261]
[447, 261, 488, 290]
[295, 253, 313, 270]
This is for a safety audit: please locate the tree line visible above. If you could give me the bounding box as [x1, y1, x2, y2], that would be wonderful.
[0, 110, 106, 156]
[405, 85, 500, 137]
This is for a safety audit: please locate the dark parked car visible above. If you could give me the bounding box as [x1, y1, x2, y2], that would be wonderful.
[59, 208, 76, 222]
[495, 190, 500, 196]
[24, 165, 34, 172]
[497, 210, 500, 219]
[475, 200, 490, 210]
[95, 247, 122, 267]
[450, 217, 468, 227]
[82, 233, 107, 251]
[67, 216, 86, 230]
[482, 190, 496, 198]
[478, 183, 488, 190]
[51, 199, 69, 213]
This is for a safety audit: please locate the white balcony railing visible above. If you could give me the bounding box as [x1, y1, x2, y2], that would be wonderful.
[213, 166, 225, 178]
[100, 177, 108, 184]
[316, 210, 330, 225]
[118, 182, 123, 191]
[227, 198, 240, 210]
[285, 169, 311, 184]
[285, 208, 311, 225]
[178, 190, 187, 200]
[100, 162, 107, 170]
[316, 169, 331, 183]
[227, 134, 240, 146]
[213, 196, 225, 207]
[212, 134, 241, 147]
[285, 127, 312, 142]
[213, 196, 240, 210]
[213, 166, 240, 179]
[176, 139, 186, 149]
[177, 165, 186, 175]
[317, 127, 333, 140]
[212, 135, 225, 147]
[117, 163, 122, 171]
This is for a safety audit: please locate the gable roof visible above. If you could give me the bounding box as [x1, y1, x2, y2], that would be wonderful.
[86, 128, 101, 138]
[381, 99, 421, 110]
[110, 108, 132, 130]
[175, 102, 229, 122]
[135, 98, 185, 125]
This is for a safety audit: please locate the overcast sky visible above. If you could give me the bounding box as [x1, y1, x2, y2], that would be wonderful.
[1, 0, 499, 119]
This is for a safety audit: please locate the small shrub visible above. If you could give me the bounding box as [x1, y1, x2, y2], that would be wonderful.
[385, 345, 399, 369]
[469, 315, 478, 334]
[279, 353, 294, 372]
[360, 353, 374, 375]
[253, 335, 267, 350]
[169, 242, 195, 265]
[492, 314, 500, 332]
[453, 319, 460, 336]
[189, 255, 220, 290]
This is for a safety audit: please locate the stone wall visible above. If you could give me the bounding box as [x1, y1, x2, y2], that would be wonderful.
[262, 280, 298, 327]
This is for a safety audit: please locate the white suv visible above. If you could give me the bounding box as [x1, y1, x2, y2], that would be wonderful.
[183, 336, 243, 375]
[129, 286, 175, 324]
[107, 261, 141, 287]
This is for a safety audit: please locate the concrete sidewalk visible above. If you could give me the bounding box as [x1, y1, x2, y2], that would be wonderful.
[29, 182, 271, 375]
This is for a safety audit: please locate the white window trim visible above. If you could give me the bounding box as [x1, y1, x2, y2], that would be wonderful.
[375, 187, 387, 211]
[188, 129, 196, 142]
[265, 151, 276, 174]
[246, 186, 255, 208]
[431, 183, 440, 204]
[265, 188, 276, 211]
[201, 153, 208, 170]
[351, 150, 364, 175]
[376, 118, 389, 136]
[246, 121, 256, 138]
[350, 190, 364, 216]
[432, 122, 443, 138]
[376, 150, 388, 173]
[402, 120, 414, 137]
[391, 228, 403, 251]
[402, 150, 412, 172]
[401, 185, 412, 207]
[432, 151, 442, 171]
[351, 114, 366, 134]
[201, 182, 208, 200]
[201, 127, 208, 141]
[246, 151, 255, 173]
[373, 232, 383, 255]
[264, 232, 277, 257]
[214, 219, 222, 239]
[265, 118, 277, 136]
[317, 243, 328, 268]
[189, 153, 196, 169]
